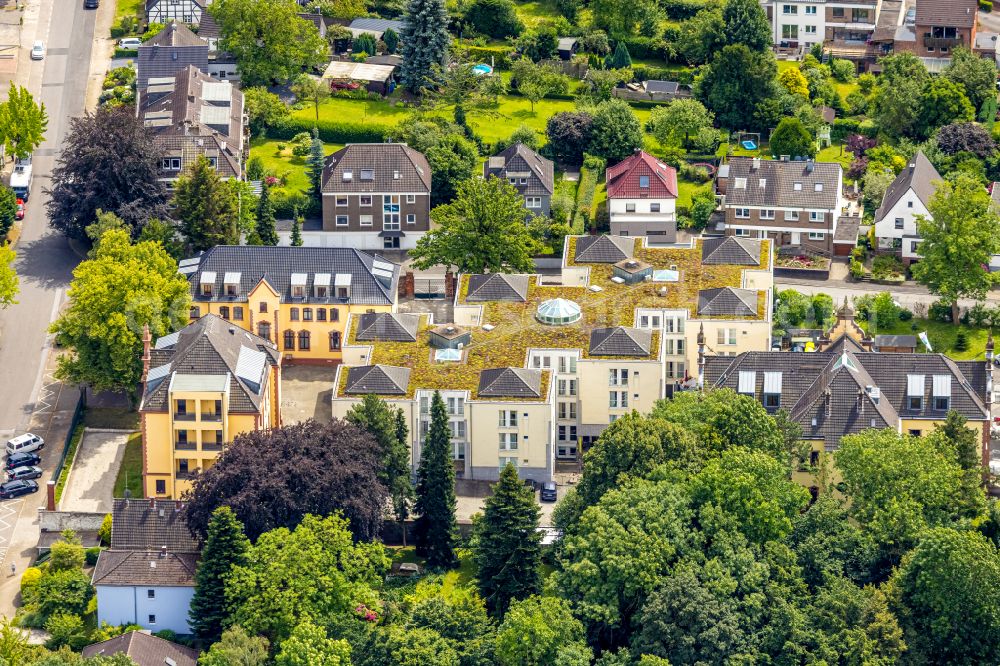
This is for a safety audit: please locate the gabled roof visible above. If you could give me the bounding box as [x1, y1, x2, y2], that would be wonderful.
[466, 273, 529, 302]
[915, 0, 976, 28]
[573, 235, 634, 263]
[874, 151, 941, 222]
[322, 143, 431, 194]
[484, 143, 555, 195]
[142, 20, 207, 47]
[874, 334, 917, 348]
[478, 367, 542, 398]
[82, 631, 199, 666]
[344, 365, 410, 395]
[110, 498, 200, 552]
[142, 315, 280, 413]
[606, 150, 678, 199]
[589, 326, 652, 356]
[356, 312, 419, 342]
[187, 246, 400, 306]
[723, 157, 841, 210]
[348, 17, 404, 37]
[92, 550, 198, 587]
[701, 236, 762, 265]
[697, 287, 758, 317]
[644, 80, 680, 94]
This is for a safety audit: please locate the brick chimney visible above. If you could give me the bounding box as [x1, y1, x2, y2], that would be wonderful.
[141, 324, 152, 382]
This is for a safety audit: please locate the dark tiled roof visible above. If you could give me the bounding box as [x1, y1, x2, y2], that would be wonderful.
[188, 246, 400, 306]
[110, 498, 201, 552]
[356, 312, 419, 342]
[874, 151, 941, 223]
[322, 143, 431, 194]
[697, 287, 758, 317]
[723, 157, 841, 210]
[644, 80, 680, 94]
[589, 326, 652, 356]
[140, 66, 243, 179]
[478, 368, 542, 398]
[197, 12, 220, 38]
[606, 150, 678, 199]
[344, 365, 410, 395]
[93, 550, 198, 587]
[915, 0, 976, 28]
[142, 314, 280, 413]
[701, 236, 762, 265]
[466, 274, 529, 302]
[82, 632, 199, 666]
[484, 143, 554, 195]
[874, 334, 917, 348]
[834, 216, 861, 243]
[705, 348, 990, 449]
[573, 235, 634, 263]
[348, 17, 404, 35]
[144, 20, 206, 47]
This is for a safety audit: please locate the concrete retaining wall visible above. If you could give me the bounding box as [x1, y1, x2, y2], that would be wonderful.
[38, 510, 106, 533]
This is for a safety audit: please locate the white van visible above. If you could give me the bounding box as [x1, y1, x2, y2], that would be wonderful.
[6, 433, 44, 456]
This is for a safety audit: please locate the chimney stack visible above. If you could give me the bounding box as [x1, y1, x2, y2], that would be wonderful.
[141, 324, 152, 382]
[149, 497, 155, 509]
[160, 546, 167, 559]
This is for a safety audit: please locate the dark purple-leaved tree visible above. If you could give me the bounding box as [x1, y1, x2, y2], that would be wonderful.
[183, 419, 388, 542]
[47, 105, 169, 240]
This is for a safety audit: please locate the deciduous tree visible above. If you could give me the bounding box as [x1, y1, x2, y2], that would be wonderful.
[409, 176, 543, 273]
[545, 111, 593, 165]
[0, 83, 47, 160]
[274, 620, 352, 666]
[495, 596, 592, 666]
[414, 391, 458, 568]
[425, 134, 478, 206]
[911, 173, 1000, 322]
[944, 46, 997, 110]
[935, 121, 995, 158]
[674, 7, 725, 66]
[174, 155, 240, 252]
[722, 0, 771, 52]
[0, 185, 15, 241]
[291, 74, 331, 125]
[464, 0, 523, 38]
[588, 98, 643, 163]
[769, 116, 816, 159]
[472, 463, 541, 617]
[0, 245, 15, 310]
[695, 45, 777, 131]
[183, 419, 389, 542]
[199, 626, 269, 666]
[209, 0, 328, 85]
[47, 106, 170, 239]
[49, 229, 189, 394]
[243, 87, 290, 136]
[189, 507, 250, 644]
[399, 0, 449, 92]
[916, 77, 974, 139]
[647, 98, 714, 148]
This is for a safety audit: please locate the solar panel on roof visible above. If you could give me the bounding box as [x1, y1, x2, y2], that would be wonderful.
[372, 260, 395, 272]
[200, 105, 231, 127]
[178, 265, 197, 275]
[147, 364, 171, 381]
[179, 257, 200, 266]
[154, 332, 179, 350]
[373, 268, 394, 280]
[201, 81, 232, 102]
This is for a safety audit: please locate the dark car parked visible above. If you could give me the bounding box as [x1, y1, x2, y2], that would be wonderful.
[5, 451, 41, 470]
[540, 481, 558, 502]
[0, 479, 39, 499]
[84, 0, 99, 8]
[7, 465, 42, 481]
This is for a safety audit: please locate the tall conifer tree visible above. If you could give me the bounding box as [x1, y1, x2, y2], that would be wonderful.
[414, 391, 457, 567]
[399, 0, 449, 92]
[189, 506, 250, 643]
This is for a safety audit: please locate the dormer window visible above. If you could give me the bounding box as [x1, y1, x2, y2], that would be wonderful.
[360, 169, 374, 181]
[207, 157, 217, 169]
[762, 372, 782, 410]
[223, 272, 240, 296]
[906, 374, 925, 410]
[335, 273, 352, 300]
[314, 273, 331, 298]
[290, 273, 308, 299]
[199, 271, 216, 297]
[932, 375, 951, 411]
[639, 175, 649, 188]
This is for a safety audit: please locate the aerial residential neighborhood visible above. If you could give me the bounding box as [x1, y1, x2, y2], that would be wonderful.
[2, 0, 1000, 662]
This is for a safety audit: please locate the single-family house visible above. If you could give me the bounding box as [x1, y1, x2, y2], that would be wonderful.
[136, 21, 209, 93]
[82, 631, 199, 666]
[606, 150, 678, 243]
[92, 499, 201, 634]
[140, 65, 244, 184]
[721, 156, 846, 255]
[912, 0, 977, 58]
[484, 143, 555, 217]
[318, 143, 432, 250]
[873, 151, 940, 265]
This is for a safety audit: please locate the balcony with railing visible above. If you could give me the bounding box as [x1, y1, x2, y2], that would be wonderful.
[174, 440, 197, 451]
[924, 35, 962, 49]
[203, 442, 224, 452]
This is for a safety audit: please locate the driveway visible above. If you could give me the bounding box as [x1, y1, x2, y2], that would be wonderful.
[59, 430, 131, 513]
[281, 365, 336, 425]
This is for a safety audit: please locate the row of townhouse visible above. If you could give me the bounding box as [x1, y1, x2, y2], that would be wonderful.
[761, 0, 990, 69]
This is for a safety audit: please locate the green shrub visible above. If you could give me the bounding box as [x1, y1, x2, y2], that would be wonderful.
[849, 258, 864, 279]
[955, 330, 969, 351]
[85, 547, 102, 566]
[829, 59, 856, 83]
[679, 163, 710, 183]
[929, 299, 953, 322]
[54, 425, 84, 504]
[268, 116, 390, 144]
[44, 614, 88, 651]
[451, 42, 515, 70]
[20, 567, 42, 600]
[870, 254, 903, 280]
[898, 308, 913, 322]
[855, 292, 900, 326]
[966, 301, 991, 327]
[980, 0, 992, 11]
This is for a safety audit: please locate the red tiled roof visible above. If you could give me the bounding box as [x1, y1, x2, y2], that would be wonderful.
[606, 150, 678, 199]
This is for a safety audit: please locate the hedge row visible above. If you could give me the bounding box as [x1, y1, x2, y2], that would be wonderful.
[616, 37, 669, 60]
[268, 116, 393, 144]
[831, 117, 876, 142]
[452, 43, 516, 70]
[632, 65, 694, 86]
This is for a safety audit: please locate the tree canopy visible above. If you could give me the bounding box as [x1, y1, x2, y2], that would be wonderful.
[0, 83, 47, 160]
[399, 0, 449, 91]
[696, 44, 777, 131]
[173, 156, 240, 252]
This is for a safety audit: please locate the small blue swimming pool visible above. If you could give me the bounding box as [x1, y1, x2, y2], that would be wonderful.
[472, 64, 493, 75]
[741, 140, 758, 150]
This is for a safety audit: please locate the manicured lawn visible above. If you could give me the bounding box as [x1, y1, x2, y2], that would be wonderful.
[859, 317, 995, 361]
[113, 0, 143, 31]
[677, 179, 711, 209]
[514, 0, 562, 27]
[289, 96, 410, 128]
[113, 433, 143, 499]
[817, 143, 854, 170]
[387, 546, 477, 590]
[249, 138, 342, 197]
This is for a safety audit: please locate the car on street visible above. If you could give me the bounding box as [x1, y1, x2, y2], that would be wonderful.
[84, 0, 99, 8]
[118, 37, 141, 49]
[540, 481, 558, 502]
[15, 199, 23, 220]
[30, 41, 44, 60]
[0, 479, 38, 499]
[6, 432, 44, 455]
[5, 451, 41, 470]
[6, 465, 41, 481]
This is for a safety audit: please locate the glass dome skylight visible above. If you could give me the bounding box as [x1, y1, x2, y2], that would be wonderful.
[536, 298, 582, 325]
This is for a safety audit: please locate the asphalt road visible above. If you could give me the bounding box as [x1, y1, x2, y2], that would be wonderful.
[0, 0, 95, 438]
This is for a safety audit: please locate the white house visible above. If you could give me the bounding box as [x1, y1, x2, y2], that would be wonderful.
[759, 0, 879, 53]
[92, 499, 200, 635]
[606, 150, 679, 244]
[145, 0, 205, 26]
[873, 151, 940, 265]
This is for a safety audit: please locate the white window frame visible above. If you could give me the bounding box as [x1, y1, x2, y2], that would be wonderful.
[335, 196, 348, 206]
[335, 215, 349, 227]
[735, 208, 750, 219]
[359, 215, 373, 227]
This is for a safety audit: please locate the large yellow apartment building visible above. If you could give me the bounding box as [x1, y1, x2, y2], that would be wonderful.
[139, 315, 282, 498]
[180, 246, 400, 364]
[332, 235, 776, 482]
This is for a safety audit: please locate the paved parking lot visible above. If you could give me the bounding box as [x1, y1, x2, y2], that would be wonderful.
[281, 365, 336, 425]
[59, 429, 131, 513]
[0, 499, 24, 566]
